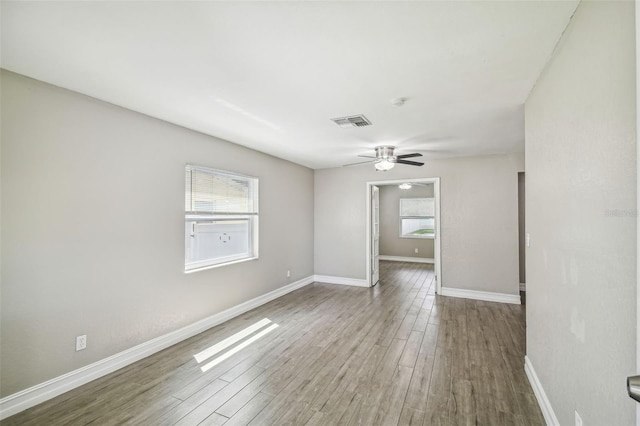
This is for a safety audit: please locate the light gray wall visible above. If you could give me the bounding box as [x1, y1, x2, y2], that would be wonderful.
[379, 184, 434, 259]
[525, 2, 636, 425]
[0, 71, 314, 397]
[314, 153, 523, 295]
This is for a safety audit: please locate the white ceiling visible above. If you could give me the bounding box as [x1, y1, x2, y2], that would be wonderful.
[1, 1, 578, 169]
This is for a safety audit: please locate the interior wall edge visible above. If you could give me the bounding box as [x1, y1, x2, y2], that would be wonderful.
[312, 275, 369, 288]
[524, 355, 561, 426]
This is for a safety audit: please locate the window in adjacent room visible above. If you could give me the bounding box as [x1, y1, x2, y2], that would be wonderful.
[185, 165, 259, 272]
[399, 197, 435, 239]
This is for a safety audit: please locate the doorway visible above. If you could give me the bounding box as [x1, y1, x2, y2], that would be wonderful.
[371, 185, 380, 286]
[366, 177, 442, 294]
[518, 172, 526, 296]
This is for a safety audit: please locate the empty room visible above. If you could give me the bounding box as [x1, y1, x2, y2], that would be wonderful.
[1, 1, 638, 425]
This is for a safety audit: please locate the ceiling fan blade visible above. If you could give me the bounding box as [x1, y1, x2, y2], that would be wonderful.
[343, 159, 377, 167]
[357, 155, 378, 159]
[395, 160, 424, 166]
[396, 153, 423, 159]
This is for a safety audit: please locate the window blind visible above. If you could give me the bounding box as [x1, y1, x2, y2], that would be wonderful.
[400, 198, 434, 217]
[185, 166, 258, 215]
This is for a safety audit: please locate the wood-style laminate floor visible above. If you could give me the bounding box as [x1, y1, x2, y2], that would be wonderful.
[2, 262, 544, 425]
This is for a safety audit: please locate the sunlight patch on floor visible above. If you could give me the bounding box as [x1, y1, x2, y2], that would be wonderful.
[193, 318, 279, 372]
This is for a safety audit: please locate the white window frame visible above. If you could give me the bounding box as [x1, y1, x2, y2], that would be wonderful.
[399, 197, 435, 239]
[185, 165, 259, 272]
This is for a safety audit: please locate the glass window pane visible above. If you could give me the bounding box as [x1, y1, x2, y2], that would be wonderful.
[185, 219, 251, 268]
[401, 218, 435, 237]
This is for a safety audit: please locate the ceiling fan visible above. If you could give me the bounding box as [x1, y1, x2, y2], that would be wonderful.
[343, 146, 424, 171]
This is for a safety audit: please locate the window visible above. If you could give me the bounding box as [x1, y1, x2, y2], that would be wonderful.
[400, 198, 435, 239]
[185, 165, 258, 272]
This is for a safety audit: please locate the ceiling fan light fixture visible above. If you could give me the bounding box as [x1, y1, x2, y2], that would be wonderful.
[375, 159, 395, 171]
[399, 183, 412, 190]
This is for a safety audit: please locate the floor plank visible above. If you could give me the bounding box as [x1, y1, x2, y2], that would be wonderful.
[1, 261, 544, 426]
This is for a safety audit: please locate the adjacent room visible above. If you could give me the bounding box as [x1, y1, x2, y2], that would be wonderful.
[1, 1, 637, 425]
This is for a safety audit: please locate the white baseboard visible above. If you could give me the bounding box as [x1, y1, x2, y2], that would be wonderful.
[313, 275, 370, 288]
[439, 286, 521, 305]
[524, 355, 559, 426]
[520, 282, 526, 291]
[0, 275, 315, 420]
[379, 255, 434, 264]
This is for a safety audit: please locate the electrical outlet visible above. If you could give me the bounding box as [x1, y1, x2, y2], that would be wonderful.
[287, 270, 291, 278]
[575, 410, 583, 426]
[76, 335, 87, 351]
[414, 248, 419, 254]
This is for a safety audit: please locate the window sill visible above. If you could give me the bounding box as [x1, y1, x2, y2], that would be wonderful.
[185, 256, 258, 274]
[399, 235, 436, 240]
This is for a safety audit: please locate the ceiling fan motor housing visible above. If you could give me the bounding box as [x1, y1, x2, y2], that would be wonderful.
[375, 146, 395, 159]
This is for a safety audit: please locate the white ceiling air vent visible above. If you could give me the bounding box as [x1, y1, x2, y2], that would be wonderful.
[331, 115, 372, 128]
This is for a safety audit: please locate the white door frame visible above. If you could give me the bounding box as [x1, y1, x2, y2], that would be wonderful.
[365, 177, 442, 293]
[371, 185, 380, 286]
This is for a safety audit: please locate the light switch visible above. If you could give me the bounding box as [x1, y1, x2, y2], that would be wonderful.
[526, 233, 531, 248]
